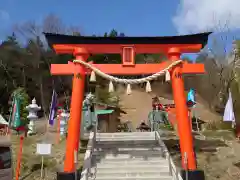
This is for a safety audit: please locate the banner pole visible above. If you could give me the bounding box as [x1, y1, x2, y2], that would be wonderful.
[15, 136, 24, 180]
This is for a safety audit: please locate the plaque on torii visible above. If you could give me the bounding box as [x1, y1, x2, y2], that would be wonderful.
[44, 32, 211, 175]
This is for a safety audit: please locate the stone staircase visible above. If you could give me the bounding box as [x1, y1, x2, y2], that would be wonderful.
[81, 131, 183, 180]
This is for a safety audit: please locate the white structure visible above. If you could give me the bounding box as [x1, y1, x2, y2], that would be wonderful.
[59, 110, 70, 136]
[223, 90, 235, 128]
[26, 98, 41, 135]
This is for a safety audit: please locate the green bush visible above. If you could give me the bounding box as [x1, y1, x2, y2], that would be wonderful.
[95, 86, 120, 106]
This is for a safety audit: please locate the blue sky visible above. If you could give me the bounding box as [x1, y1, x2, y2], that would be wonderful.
[1, 0, 240, 60]
[0, 0, 179, 37]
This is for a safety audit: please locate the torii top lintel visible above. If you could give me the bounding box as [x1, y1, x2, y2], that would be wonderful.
[44, 32, 212, 75]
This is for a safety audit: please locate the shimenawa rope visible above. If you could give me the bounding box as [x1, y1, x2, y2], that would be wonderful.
[73, 59, 182, 84]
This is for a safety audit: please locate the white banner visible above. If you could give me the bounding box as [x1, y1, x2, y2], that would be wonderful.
[223, 90, 235, 122]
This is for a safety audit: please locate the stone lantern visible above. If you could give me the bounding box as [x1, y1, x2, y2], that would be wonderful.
[26, 98, 41, 135]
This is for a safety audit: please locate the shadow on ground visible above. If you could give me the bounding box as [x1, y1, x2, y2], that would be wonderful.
[163, 138, 228, 155]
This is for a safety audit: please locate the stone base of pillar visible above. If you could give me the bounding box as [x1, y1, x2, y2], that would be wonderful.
[57, 172, 75, 180]
[56, 170, 81, 180]
[181, 169, 205, 180]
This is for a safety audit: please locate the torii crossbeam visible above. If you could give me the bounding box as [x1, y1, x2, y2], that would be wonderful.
[44, 32, 211, 180]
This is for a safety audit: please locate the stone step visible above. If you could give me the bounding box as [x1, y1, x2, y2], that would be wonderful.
[94, 147, 163, 151]
[94, 151, 164, 157]
[96, 133, 155, 136]
[95, 161, 168, 167]
[96, 140, 158, 145]
[96, 132, 155, 137]
[95, 145, 161, 149]
[93, 175, 172, 180]
[94, 151, 163, 157]
[96, 161, 168, 167]
[94, 149, 164, 154]
[96, 140, 159, 144]
[95, 146, 160, 151]
[91, 132, 172, 180]
[96, 137, 156, 141]
[96, 136, 156, 140]
[96, 137, 156, 140]
[96, 133, 155, 137]
[94, 155, 167, 163]
[96, 171, 170, 178]
[96, 164, 169, 171]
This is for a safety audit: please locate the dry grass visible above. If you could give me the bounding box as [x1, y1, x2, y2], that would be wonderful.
[163, 130, 240, 180]
[11, 131, 85, 180]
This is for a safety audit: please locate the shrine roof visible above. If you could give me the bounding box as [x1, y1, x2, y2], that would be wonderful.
[96, 109, 114, 115]
[44, 32, 212, 48]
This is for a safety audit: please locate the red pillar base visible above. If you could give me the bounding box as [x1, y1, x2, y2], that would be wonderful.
[235, 124, 240, 138]
[181, 169, 205, 180]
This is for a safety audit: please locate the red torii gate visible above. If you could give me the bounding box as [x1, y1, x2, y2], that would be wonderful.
[44, 32, 211, 179]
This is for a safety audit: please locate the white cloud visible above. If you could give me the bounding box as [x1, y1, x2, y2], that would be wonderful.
[0, 10, 10, 22]
[172, 0, 240, 34]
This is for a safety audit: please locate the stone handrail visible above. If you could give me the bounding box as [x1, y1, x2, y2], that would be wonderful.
[80, 130, 96, 180]
[155, 131, 183, 180]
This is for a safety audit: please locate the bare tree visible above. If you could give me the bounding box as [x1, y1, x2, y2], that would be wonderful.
[12, 15, 71, 115]
[201, 14, 240, 109]
[14, 14, 84, 112]
[42, 14, 65, 34]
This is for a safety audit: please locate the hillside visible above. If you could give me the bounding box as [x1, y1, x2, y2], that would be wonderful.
[117, 83, 222, 129]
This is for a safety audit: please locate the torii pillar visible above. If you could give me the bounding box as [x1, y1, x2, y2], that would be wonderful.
[63, 48, 89, 172]
[168, 48, 198, 177]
